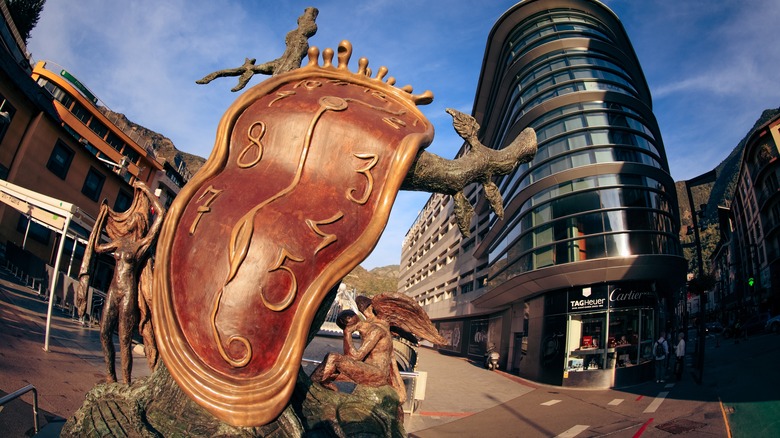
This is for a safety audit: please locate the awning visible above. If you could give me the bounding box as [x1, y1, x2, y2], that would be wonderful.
[0, 179, 97, 351]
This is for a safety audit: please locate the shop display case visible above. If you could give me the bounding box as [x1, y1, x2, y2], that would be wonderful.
[563, 307, 656, 388]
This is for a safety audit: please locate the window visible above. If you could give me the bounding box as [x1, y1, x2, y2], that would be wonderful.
[114, 189, 133, 212]
[16, 215, 51, 245]
[88, 118, 109, 138]
[82, 167, 105, 201]
[123, 148, 140, 165]
[0, 94, 17, 142]
[70, 101, 91, 124]
[38, 78, 74, 108]
[46, 141, 75, 179]
[105, 132, 125, 151]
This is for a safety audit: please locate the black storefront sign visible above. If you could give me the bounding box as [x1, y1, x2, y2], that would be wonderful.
[568, 286, 608, 313]
[608, 286, 656, 308]
[568, 284, 656, 313]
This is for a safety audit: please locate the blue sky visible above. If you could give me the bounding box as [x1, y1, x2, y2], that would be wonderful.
[27, 0, 780, 269]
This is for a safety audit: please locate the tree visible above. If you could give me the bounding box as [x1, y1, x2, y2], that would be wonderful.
[6, 0, 46, 45]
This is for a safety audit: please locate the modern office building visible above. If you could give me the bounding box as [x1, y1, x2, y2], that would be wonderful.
[400, 0, 685, 388]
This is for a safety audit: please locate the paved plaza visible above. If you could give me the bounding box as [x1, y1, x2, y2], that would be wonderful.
[3, 265, 775, 437]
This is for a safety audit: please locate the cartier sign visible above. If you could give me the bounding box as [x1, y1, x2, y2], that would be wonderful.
[568, 286, 656, 313]
[608, 287, 656, 308]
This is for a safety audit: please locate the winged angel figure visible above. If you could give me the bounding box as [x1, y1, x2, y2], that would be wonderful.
[311, 292, 446, 403]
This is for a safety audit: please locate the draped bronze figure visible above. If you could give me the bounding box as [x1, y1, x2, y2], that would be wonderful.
[76, 181, 164, 384]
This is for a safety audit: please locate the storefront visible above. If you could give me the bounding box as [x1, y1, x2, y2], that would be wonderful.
[435, 312, 510, 367]
[526, 282, 663, 388]
[433, 282, 666, 388]
[560, 283, 659, 388]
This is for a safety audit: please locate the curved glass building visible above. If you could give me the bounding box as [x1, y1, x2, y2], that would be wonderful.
[400, 0, 686, 388]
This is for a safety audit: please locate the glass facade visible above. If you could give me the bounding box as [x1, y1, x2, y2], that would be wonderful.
[483, 4, 681, 287]
[465, 0, 686, 388]
[399, 0, 686, 388]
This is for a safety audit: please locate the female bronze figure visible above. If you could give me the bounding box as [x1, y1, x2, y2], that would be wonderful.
[77, 181, 164, 384]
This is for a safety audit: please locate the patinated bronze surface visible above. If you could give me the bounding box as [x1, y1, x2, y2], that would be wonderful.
[76, 182, 164, 385]
[312, 293, 445, 406]
[65, 6, 539, 435]
[312, 310, 402, 401]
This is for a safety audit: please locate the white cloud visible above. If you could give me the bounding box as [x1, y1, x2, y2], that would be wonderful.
[27, 0, 780, 267]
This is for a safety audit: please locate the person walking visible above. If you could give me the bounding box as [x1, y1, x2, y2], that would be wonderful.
[654, 331, 668, 383]
[674, 332, 686, 381]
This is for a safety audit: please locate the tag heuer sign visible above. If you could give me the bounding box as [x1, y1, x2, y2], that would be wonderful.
[152, 42, 434, 426]
[569, 287, 608, 312]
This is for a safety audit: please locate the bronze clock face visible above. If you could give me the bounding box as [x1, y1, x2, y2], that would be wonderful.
[153, 44, 433, 426]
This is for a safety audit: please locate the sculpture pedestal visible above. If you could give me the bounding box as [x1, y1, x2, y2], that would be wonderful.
[61, 362, 405, 437]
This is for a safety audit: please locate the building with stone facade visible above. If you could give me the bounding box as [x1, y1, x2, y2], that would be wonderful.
[718, 113, 780, 322]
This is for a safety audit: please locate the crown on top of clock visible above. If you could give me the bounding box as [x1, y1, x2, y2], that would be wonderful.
[304, 40, 433, 106]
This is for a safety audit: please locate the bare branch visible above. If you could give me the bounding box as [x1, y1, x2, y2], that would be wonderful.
[401, 108, 537, 236]
[196, 7, 319, 91]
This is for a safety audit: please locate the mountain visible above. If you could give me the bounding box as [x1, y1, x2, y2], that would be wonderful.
[676, 107, 780, 274]
[98, 108, 206, 178]
[344, 265, 400, 297]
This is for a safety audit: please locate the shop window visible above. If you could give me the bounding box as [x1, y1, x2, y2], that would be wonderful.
[567, 313, 605, 373]
[566, 307, 656, 375]
[608, 309, 642, 367]
[82, 167, 105, 202]
[46, 141, 75, 180]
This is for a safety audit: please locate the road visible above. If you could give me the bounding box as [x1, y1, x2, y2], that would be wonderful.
[1, 263, 778, 437]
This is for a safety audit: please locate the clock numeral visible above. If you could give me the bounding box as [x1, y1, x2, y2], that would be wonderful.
[346, 153, 378, 205]
[306, 211, 344, 255]
[189, 185, 223, 235]
[294, 79, 323, 90]
[260, 248, 304, 312]
[382, 116, 407, 130]
[268, 90, 296, 107]
[237, 121, 265, 169]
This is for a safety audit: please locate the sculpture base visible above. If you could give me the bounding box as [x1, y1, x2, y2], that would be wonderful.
[61, 362, 405, 437]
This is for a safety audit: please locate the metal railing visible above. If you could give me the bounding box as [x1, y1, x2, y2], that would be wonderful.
[0, 384, 39, 434]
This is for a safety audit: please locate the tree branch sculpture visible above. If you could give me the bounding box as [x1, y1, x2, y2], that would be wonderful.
[195, 7, 319, 91]
[402, 111, 536, 236]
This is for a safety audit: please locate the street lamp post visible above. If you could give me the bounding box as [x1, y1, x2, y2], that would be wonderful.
[684, 169, 717, 384]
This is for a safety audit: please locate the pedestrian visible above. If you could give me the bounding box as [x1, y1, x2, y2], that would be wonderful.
[654, 331, 668, 383]
[675, 332, 685, 380]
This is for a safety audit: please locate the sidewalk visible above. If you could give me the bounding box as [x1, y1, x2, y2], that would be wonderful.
[0, 268, 150, 437]
[0, 267, 517, 436]
[2, 265, 758, 437]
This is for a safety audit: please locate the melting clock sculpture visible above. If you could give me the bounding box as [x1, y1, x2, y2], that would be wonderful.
[153, 40, 436, 426]
[61, 8, 537, 436]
